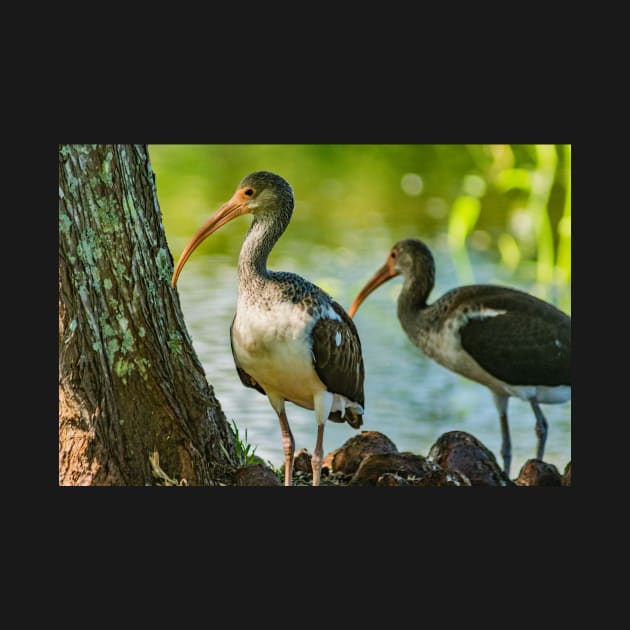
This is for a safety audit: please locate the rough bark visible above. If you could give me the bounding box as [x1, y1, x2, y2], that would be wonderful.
[59, 144, 236, 485]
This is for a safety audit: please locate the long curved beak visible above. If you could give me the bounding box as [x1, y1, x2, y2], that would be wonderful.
[347, 260, 400, 318]
[171, 192, 249, 288]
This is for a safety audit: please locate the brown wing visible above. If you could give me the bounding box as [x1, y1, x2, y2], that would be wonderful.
[229, 315, 266, 396]
[458, 288, 571, 386]
[311, 300, 365, 427]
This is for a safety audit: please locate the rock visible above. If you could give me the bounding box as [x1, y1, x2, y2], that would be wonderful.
[246, 429, 567, 487]
[322, 448, 339, 473]
[232, 464, 281, 486]
[329, 430, 398, 475]
[562, 461, 571, 486]
[376, 473, 409, 486]
[349, 451, 470, 486]
[408, 463, 471, 487]
[515, 459, 562, 486]
[250, 454, 268, 467]
[293, 448, 312, 474]
[427, 430, 513, 486]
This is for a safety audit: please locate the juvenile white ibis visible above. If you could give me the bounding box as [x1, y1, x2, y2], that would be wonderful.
[171, 171, 365, 486]
[348, 238, 571, 477]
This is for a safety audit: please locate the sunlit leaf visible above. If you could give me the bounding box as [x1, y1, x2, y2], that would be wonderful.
[494, 168, 532, 192]
[556, 145, 571, 284]
[497, 233, 521, 271]
[448, 195, 481, 246]
[448, 195, 481, 284]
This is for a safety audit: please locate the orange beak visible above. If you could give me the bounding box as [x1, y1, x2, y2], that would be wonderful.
[347, 255, 400, 318]
[171, 188, 250, 288]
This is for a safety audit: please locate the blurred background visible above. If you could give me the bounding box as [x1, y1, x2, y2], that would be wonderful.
[150, 144, 571, 475]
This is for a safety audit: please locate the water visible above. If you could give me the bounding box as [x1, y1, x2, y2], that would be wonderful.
[172, 226, 571, 477]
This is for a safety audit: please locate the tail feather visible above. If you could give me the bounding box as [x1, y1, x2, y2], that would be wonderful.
[328, 408, 363, 429]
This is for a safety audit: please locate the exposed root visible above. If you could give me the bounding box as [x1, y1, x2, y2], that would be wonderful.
[149, 450, 188, 486]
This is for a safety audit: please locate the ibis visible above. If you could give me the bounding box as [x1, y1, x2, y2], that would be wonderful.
[171, 171, 365, 486]
[348, 238, 571, 477]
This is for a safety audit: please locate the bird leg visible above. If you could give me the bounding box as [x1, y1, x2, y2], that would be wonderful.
[530, 398, 548, 461]
[311, 391, 333, 487]
[276, 407, 295, 486]
[312, 423, 325, 487]
[493, 393, 511, 477]
[499, 411, 512, 478]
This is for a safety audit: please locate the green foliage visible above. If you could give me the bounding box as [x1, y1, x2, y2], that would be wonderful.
[448, 194, 481, 284]
[230, 420, 259, 467]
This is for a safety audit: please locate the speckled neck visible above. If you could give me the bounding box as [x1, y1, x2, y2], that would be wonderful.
[397, 272, 433, 336]
[237, 214, 288, 296]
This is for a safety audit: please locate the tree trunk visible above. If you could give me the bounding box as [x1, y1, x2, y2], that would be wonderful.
[59, 144, 236, 486]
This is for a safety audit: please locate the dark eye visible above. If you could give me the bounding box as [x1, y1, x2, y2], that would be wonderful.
[244, 188, 254, 196]
[390, 250, 397, 259]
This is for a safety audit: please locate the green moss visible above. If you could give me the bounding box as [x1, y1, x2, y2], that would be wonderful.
[71, 271, 85, 291]
[115, 358, 134, 384]
[155, 247, 172, 284]
[107, 338, 121, 364]
[66, 173, 79, 194]
[146, 279, 157, 298]
[76, 241, 88, 264]
[138, 326, 146, 338]
[100, 151, 114, 187]
[77, 228, 103, 264]
[90, 266, 101, 289]
[122, 193, 138, 221]
[104, 278, 113, 290]
[136, 357, 151, 379]
[167, 331, 184, 356]
[113, 260, 131, 283]
[59, 213, 72, 235]
[120, 327, 134, 354]
[99, 313, 116, 338]
[114, 356, 151, 384]
[96, 195, 119, 233]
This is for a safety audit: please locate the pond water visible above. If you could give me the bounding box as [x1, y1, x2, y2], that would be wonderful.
[171, 225, 571, 476]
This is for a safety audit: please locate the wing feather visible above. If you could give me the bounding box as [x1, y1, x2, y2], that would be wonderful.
[311, 300, 365, 426]
[458, 290, 571, 386]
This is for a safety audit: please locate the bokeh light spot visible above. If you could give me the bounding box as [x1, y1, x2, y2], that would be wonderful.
[462, 173, 487, 198]
[401, 172, 423, 196]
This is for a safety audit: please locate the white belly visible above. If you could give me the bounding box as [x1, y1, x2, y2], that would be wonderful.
[419, 325, 505, 392]
[232, 302, 326, 410]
